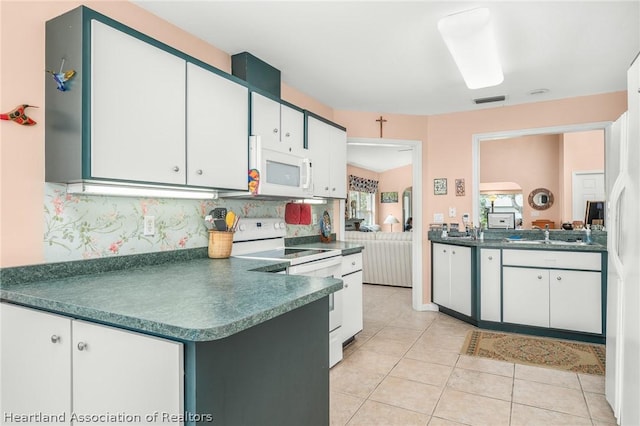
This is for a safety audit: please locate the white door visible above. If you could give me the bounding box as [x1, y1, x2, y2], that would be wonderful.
[329, 125, 348, 198]
[72, 320, 183, 424]
[480, 249, 502, 321]
[186, 63, 248, 190]
[280, 103, 304, 155]
[251, 92, 281, 150]
[449, 246, 471, 316]
[308, 116, 332, 197]
[572, 171, 605, 221]
[549, 270, 601, 334]
[91, 20, 186, 185]
[1, 304, 72, 423]
[432, 243, 451, 307]
[503, 267, 549, 327]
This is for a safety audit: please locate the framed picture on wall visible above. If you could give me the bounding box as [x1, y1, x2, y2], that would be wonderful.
[434, 178, 447, 195]
[380, 191, 398, 203]
[455, 178, 465, 196]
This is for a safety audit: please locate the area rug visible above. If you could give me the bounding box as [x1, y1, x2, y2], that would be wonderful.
[461, 330, 606, 375]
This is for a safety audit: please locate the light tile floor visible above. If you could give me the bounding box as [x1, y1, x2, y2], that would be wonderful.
[330, 284, 617, 426]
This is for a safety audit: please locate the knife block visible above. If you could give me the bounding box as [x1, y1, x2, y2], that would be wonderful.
[208, 230, 234, 259]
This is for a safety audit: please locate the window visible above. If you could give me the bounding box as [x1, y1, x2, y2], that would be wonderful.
[480, 193, 523, 228]
[348, 190, 375, 225]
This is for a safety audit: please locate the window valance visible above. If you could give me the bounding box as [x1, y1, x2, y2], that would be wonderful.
[349, 175, 379, 194]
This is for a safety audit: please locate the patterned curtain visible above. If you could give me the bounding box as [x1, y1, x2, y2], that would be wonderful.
[348, 175, 379, 193]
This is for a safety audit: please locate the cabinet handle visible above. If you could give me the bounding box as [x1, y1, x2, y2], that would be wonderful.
[556, 276, 562, 281]
[443, 249, 447, 253]
[488, 256, 493, 260]
[77, 342, 87, 351]
[285, 132, 291, 137]
[172, 166, 180, 172]
[50, 335, 60, 344]
[537, 275, 543, 279]
[452, 251, 456, 255]
[196, 169, 203, 175]
[324, 186, 329, 190]
[351, 261, 356, 266]
[345, 283, 349, 288]
[273, 128, 279, 134]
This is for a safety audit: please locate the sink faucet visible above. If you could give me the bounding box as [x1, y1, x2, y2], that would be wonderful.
[544, 224, 550, 243]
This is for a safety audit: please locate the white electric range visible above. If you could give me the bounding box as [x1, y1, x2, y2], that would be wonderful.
[231, 218, 343, 367]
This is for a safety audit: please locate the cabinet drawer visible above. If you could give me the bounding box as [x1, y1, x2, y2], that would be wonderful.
[503, 249, 601, 271]
[342, 253, 363, 276]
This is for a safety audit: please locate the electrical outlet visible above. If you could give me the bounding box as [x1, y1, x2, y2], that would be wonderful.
[312, 213, 318, 225]
[143, 216, 155, 236]
[449, 207, 457, 218]
[433, 213, 444, 223]
[531, 211, 540, 217]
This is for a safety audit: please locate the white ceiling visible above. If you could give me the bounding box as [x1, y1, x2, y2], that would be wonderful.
[133, 0, 639, 171]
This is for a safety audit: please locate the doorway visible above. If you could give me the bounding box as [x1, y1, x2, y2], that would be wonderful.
[346, 137, 424, 310]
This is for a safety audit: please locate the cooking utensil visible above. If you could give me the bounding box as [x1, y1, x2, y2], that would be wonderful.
[214, 219, 227, 231]
[204, 214, 215, 230]
[211, 208, 227, 220]
[225, 211, 236, 230]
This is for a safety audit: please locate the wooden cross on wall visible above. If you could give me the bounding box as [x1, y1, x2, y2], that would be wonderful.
[375, 115, 387, 138]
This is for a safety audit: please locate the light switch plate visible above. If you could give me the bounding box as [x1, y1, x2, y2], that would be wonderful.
[434, 213, 444, 223]
[449, 207, 457, 218]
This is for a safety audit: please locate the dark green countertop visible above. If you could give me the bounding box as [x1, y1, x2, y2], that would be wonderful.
[429, 231, 607, 253]
[0, 250, 342, 342]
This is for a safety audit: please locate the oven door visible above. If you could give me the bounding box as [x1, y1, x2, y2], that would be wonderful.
[250, 136, 312, 197]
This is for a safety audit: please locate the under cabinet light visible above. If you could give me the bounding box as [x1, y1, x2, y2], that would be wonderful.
[438, 8, 504, 89]
[292, 198, 327, 204]
[66, 181, 218, 200]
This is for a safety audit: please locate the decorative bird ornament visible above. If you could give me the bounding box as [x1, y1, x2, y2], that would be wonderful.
[0, 104, 38, 126]
[47, 69, 76, 91]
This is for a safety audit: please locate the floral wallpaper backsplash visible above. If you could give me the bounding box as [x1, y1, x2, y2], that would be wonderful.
[44, 183, 330, 262]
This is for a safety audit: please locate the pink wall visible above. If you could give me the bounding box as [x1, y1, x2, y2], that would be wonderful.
[481, 134, 561, 228]
[561, 130, 605, 220]
[0, 1, 329, 267]
[378, 165, 412, 231]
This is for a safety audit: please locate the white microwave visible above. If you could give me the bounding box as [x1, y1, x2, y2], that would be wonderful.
[249, 136, 312, 198]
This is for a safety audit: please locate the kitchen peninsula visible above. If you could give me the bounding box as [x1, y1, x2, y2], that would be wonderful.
[0, 249, 342, 425]
[429, 230, 607, 344]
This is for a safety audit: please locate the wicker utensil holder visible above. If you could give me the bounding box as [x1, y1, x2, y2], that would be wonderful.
[208, 230, 234, 259]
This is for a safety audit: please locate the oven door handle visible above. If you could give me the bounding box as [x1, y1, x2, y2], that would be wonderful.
[288, 256, 342, 275]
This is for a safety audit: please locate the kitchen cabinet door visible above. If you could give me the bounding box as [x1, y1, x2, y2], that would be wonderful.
[1, 304, 72, 424]
[341, 253, 363, 343]
[308, 116, 347, 198]
[280, 103, 305, 156]
[329, 124, 348, 199]
[187, 63, 249, 190]
[480, 248, 502, 321]
[251, 92, 304, 155]
[550, 269, 602, 334]
[503, 267, 550, 327]
[449, 245, 472, 316]
[432, 243, 451, 307]
[72, 320, 183, 422]
[91, 20, 187, 185]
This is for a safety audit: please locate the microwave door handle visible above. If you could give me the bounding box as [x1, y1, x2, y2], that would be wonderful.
[249, 135, 261, 170]
[302, 158, 312, 189]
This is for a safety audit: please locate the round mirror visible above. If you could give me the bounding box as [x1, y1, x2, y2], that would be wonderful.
[528, 188, 554, 210]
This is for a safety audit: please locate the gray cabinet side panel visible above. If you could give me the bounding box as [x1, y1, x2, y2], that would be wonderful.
[45, 7, 85, 182]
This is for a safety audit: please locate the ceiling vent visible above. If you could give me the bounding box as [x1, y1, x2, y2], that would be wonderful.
[473, 95, 506, 104]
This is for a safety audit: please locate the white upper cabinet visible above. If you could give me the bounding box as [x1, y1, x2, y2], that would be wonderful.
[251, 92, 304, 156]
[186, 62, 249, 190]
[91, 20, 187, 185]
[307, 116, 347, 198]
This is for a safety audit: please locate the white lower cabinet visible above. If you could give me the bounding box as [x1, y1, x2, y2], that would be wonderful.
[480, 248, 501, 322]
[432, 243, 471, 316]
[549, 269, 602, 334]
[502, 249, 603, 334]
[341, 253, 363, 343]
[503, 267, 550, 328]
[1, 303, 183, 425]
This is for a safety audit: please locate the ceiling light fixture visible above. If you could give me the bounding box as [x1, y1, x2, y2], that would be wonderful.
[438, 7, 504, 90]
